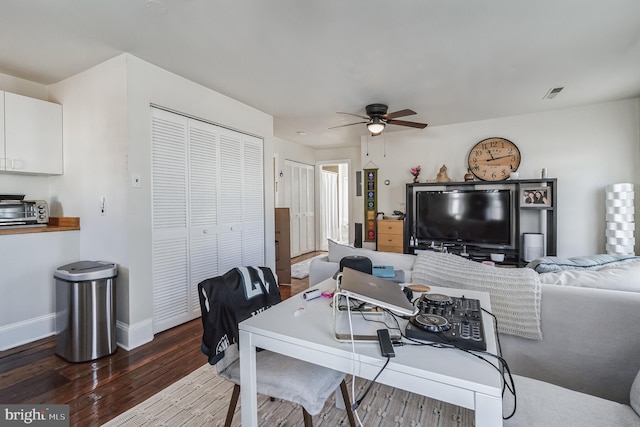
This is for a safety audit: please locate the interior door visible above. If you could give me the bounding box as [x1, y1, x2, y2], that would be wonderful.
[151, 109, 190, 333]
[241, 134, 265, 266]
[188, 120, 220, 318]
[303, 165, 316, 252]
[284, 160, 315, 257]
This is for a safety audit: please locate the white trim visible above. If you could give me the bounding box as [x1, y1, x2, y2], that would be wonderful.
[116, 319, 154, 351]
[0, 314, 55, 351]
[315, 159, 352, 250]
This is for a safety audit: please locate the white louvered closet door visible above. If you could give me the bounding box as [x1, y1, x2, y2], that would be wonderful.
[284, 161, 300, 256]
[188, 120, 219, 318]
[152, 108, 265, 334]
[284, 160, 315, 257]
[302, 165, 315, 253]
[218, 129, 244, 273]
[242, 134, 265, 266]
[151, 109, 190, 333]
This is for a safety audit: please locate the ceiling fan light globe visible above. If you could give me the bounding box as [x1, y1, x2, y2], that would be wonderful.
[367, 122, 385, 134]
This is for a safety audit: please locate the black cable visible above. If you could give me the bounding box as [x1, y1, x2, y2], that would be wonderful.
[385, 302, 518, 419]
[353, 309, 402, 334]
[352, 356, 391, 410]
[481, 307, 517, 419]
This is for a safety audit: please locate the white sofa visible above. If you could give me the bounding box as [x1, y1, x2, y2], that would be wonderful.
[309, 239, 416, 287]
[309, 242, 640, 424]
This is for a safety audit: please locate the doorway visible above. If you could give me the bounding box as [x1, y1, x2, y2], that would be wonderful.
[317, 161, 350, 251]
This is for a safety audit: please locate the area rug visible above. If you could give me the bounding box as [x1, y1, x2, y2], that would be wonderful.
[291, 254, 326, 279]
[102, 364, 474, 427]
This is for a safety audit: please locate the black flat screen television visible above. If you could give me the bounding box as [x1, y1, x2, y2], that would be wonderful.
[415, 189, 512, 247]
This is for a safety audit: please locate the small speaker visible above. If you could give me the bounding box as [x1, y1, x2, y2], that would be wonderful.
[356, 171, 362, 197]
[523, 233, 544, 262]
[339, 255, 372, 275]
[354, 223, 363, 248]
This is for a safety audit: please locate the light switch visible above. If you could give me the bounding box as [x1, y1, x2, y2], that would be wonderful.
[131, 173, 141, 188]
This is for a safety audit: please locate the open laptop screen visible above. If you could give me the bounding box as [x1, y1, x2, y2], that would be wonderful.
[338, 267, 417, 316]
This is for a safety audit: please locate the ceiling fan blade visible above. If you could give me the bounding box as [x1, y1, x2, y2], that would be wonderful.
[383, 109, 417, 119]
[337, 111, 370, 120]
[386, 119, 428, 129]
[328, 121, 368, 129]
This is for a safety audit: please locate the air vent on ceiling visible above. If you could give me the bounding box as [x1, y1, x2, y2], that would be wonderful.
[543, 87, 564, 100]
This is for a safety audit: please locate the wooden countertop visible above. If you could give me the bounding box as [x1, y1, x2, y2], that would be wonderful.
[0, 217, 80, 235]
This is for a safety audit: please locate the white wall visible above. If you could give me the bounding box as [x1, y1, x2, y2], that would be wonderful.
[48, 55, 130, 325]
[125, 54, 275, 334]
[45, 53, 275, 349]
[272, 137, 316, 208]
[0, 72, 49, 100]
[359, 99, 640, 257]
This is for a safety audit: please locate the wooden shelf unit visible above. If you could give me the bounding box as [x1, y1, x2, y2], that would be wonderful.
[404, 179, 557, 265]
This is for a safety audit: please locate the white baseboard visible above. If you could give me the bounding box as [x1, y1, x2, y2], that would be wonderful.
[0, 315, 155, 352]
[0, 314, 55, 351]
[116, 319, 154, 351]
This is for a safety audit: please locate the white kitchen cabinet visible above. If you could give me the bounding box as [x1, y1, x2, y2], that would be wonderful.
[0, 92, 4, 170]
[2, 91, 63, 175]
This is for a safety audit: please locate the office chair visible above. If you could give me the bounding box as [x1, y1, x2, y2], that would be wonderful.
[198, 266, 356, 427]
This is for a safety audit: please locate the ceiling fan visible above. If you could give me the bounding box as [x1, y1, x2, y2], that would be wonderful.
[330, 103, 428, 136]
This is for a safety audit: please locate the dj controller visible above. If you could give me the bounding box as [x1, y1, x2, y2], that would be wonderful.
[405, 293, 487, 351]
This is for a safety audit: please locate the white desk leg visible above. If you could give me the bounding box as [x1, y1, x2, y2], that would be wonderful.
[239, 330, 258, 427]
[475, 393, 503, 427]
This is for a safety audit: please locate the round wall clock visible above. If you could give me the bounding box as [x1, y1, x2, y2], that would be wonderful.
[467, 137, 521, 181]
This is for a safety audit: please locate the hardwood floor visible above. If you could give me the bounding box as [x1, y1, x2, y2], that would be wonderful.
[0, 252, 324, 427]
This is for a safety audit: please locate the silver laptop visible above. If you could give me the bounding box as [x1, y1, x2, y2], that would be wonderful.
[338, 267, 418, 316]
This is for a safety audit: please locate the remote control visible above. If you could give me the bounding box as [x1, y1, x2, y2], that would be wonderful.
[377, 329, 395, 357]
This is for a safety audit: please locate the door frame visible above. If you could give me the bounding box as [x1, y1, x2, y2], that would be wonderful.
[315, 159, 351, 251]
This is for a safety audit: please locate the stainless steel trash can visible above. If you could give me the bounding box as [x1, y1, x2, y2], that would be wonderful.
[54, 261, 118, 362]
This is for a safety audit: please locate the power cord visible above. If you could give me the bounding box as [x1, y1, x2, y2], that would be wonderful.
[351, 356, 391, 410]
[384, 304, 518, 419]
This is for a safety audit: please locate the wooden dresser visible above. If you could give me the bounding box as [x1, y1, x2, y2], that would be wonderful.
[275, 208, 291, 283]
[377, 219, 404, 253]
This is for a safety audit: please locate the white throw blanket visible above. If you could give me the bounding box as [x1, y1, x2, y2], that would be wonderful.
[412, 252, 543, 340]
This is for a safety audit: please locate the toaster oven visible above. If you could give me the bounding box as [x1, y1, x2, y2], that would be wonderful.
[0, 196, 49, 227]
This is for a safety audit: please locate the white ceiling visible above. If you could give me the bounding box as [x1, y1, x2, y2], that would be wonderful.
[1, 0, 639, 148]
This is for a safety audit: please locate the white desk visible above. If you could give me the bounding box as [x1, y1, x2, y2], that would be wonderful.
[239, 279, 503, 426]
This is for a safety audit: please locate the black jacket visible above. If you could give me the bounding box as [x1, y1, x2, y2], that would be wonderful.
[198, 266, 281, 365]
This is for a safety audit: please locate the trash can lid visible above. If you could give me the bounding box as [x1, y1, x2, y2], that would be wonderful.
[54, 261, 118, 281]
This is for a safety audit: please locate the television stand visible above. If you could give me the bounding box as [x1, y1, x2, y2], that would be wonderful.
[410, 243, 522, 267]
[404, 179, 557, 264]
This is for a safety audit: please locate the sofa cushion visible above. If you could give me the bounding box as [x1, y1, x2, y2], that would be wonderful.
[504, 375, 639, 427]
[413, 251, 542, 340]
[327, 239, 416, 271]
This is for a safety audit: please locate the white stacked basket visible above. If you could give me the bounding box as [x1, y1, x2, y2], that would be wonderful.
[605, 183, 635, 255]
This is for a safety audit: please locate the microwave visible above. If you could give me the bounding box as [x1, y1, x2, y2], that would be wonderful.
[0, 198, 49, 227]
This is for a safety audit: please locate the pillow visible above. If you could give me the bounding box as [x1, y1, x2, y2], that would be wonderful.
[327, 239, 416, 271]
[327, 239, 364, 263]
[538, 258, 640, 292]
[413, 252, 542, 340]
[631, 368, 640, 417]
[527, 254, 640, 273]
